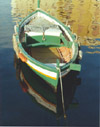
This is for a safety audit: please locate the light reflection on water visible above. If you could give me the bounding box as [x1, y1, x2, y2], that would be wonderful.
[11, 0, 100, 47]
[86, 51, 100, 54]
[85, 45, 100, 54]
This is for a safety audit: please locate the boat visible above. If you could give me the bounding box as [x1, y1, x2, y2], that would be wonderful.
[14, 54, 80, 119]
[13, 0, 82, 91]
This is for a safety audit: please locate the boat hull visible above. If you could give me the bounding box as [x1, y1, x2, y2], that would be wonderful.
[13, 9, 82, 91]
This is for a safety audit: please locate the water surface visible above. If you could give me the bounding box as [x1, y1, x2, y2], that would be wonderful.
[0, 0, 99, 126]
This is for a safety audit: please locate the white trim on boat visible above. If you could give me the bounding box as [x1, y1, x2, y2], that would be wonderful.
[45, 63, 66, 68]
[25, 32, 43, 36]
[26, 60, 57, 79]
[45, 28, 62, 36]
[25, 27, 62, 37]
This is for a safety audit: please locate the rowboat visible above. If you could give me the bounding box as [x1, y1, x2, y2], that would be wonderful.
[13, 0, 82, 91]
[14, 55, 79, 118]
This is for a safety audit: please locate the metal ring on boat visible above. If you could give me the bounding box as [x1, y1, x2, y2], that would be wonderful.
[78, 50, 82, 60]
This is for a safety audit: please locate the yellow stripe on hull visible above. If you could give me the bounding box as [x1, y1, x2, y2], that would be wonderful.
[26, 60, 57, 80]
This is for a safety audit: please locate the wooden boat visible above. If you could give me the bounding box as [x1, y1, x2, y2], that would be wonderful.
[14, 55, 80, 118]
[13, 0, 82, 91]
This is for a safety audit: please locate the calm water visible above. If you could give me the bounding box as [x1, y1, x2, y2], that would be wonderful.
[0, 0, 100, 126]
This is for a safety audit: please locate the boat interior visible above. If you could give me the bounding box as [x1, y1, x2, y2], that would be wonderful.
[30, 47, 72, 66]
[20, 14, 73, 67]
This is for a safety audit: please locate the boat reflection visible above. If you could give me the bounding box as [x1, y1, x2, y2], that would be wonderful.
[14, 54, 81, 118]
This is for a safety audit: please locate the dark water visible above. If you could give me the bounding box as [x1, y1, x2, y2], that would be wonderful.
[0, 0, 100, 126]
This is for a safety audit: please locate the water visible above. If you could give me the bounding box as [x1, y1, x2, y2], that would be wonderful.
[0, 0, 100, 126]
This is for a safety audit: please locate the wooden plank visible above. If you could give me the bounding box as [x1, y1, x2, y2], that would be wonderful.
[30, 47, 63, 63]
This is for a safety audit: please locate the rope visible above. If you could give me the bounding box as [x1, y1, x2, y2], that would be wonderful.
[58, 68, 67, 119]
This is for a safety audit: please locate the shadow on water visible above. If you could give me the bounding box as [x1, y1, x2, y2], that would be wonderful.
[14, 54, 81, 125]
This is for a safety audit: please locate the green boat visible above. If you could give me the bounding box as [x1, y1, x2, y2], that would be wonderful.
[13, 0, 82, 91]
[14, 54, 80, 118]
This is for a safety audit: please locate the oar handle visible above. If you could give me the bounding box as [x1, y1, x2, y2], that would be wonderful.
[37, 0, 40, 8]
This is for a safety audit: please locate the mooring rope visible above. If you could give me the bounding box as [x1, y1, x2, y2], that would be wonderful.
[59, 68, 67, 119]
